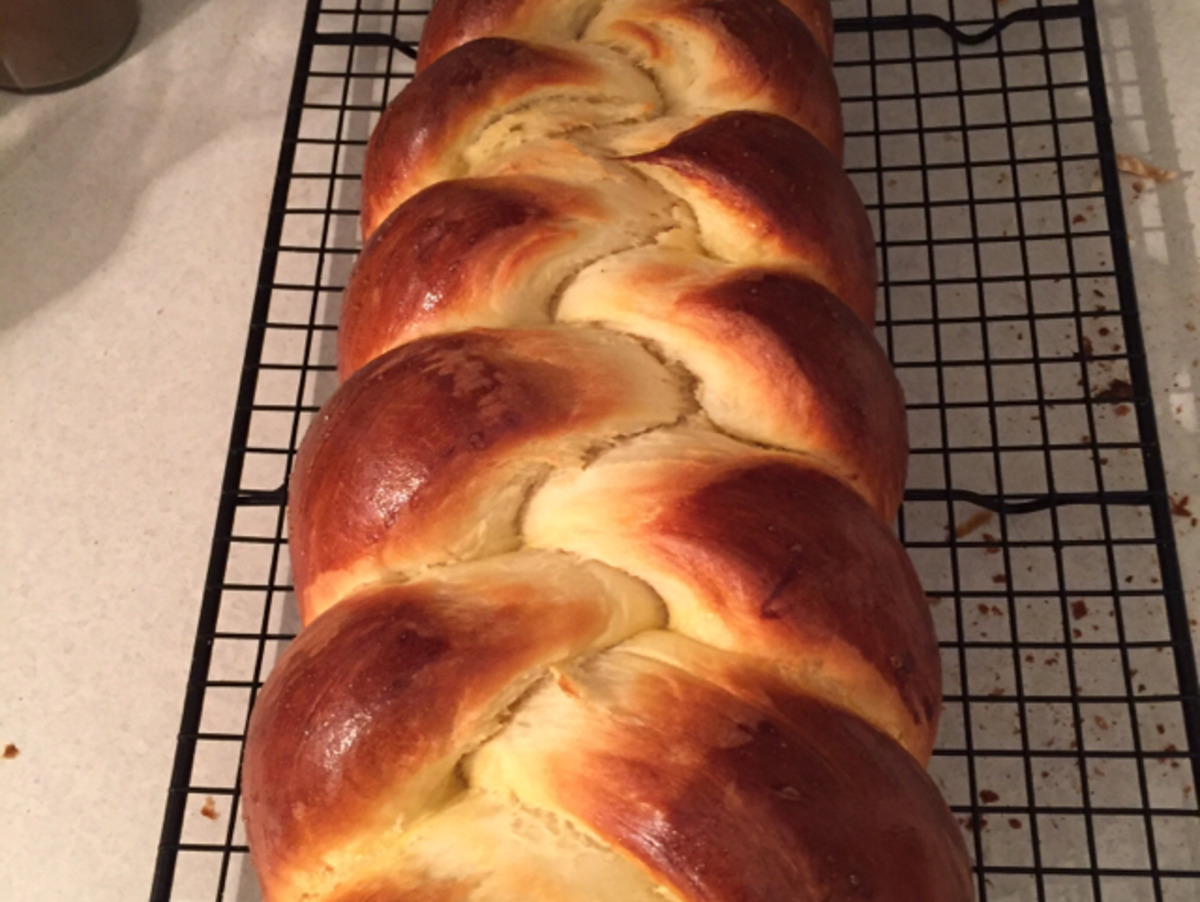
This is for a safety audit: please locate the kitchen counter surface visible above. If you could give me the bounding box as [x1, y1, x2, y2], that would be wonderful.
[1, 1, 1196, 900]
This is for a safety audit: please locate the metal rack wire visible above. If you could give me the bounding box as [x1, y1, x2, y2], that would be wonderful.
[149, 0, 1200, 899]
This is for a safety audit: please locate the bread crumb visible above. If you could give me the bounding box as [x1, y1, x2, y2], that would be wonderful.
[1093, 378, 1134, 401]
[1115, 153, 1180, 183]
[200, 797, 220, 820]
[954, 509, 993, 538]
[2, 744, 18, 760]
[960, 815, 989, 832]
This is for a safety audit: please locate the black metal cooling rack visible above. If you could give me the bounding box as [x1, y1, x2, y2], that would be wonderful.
[150, 0, 1200, 899]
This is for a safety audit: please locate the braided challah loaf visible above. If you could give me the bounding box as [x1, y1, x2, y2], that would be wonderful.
[242, 0, 975, 899]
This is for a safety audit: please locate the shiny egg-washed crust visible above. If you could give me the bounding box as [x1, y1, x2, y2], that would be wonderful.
[363, 2, 844, 236]
[628, 111, 876, 323]
[524, 427, 939, 759]
[417, 0, 836, 70]
[244, 0, 974, 899]
[244, 551, 666, 901]
[472, 641, 973, 902]
[341, 173, 679, 378]
[288, 328, 690, 623]
[350, 112, 876, 376]
[558, 251, 907, 516]
[360, 38, 662, 238]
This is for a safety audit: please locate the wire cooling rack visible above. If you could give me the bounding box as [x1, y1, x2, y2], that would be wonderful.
[150, 0, 1200, 899]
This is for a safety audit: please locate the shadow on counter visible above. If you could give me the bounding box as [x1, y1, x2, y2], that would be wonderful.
[0, 0, 302, 332]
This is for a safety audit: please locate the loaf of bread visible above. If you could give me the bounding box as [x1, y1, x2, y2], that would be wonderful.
[241, 1, 975, 899]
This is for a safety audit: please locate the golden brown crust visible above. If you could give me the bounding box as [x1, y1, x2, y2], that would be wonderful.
[587, 0, 842, 156]
[630, 111, 876, 320]
[473, 648, 972, 902]
[361, 37, 659, 237]
[560, 252, 906, 516]
[288, 328, 687, 622]
[244, 586, 491, 897]
[344, 178, 585, 379]
[418, 0, 599, 72]
[325, 880, 473, 902]
[362, 38, 579, 237]
[656, 460, 939, 748]
[245, 0, 972, 896]
[244, 552, 664, 900]
[673, 270, 905, 516]
[775, 0, 833, 55]
[418, 0, 834, 71]
[340, 175, 673, 380]
[302, 790, 679, 902]
[526, 435, 940, 759]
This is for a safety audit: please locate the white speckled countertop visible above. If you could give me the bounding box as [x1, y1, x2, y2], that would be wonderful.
[0, 1, 1195, 900]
